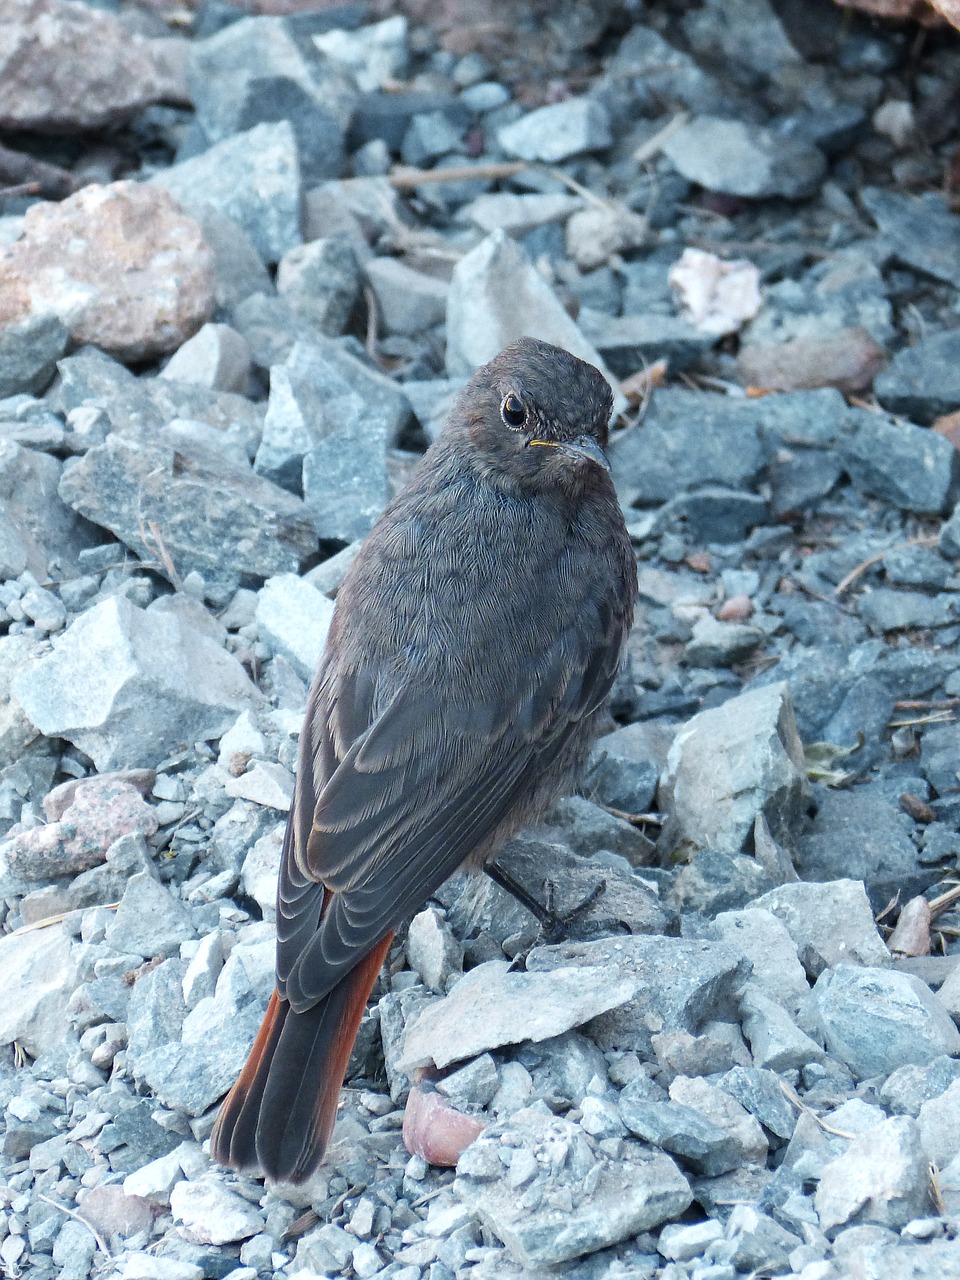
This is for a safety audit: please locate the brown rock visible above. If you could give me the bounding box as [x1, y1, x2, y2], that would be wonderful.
[0, 0, 188, 132]
[402, 1084, 485, 1167]
[834, 0, 959, 31]
[737, 327, 887, 395]
[717, 594, 754, 621]
[933, 409, 960, 450]
[0, 182, 214, 362]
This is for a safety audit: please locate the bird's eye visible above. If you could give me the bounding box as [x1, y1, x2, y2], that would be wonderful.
[501, 394, 527, 429]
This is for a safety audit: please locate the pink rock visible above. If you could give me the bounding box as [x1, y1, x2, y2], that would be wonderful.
[717, 594, 754, 621]
[402, 1084, 484, 1167]
[0, 182, 214, 362]
[76, 1184, 155, 1240]
[44, 769, 156, 822]
[737, 327, 887, 395]
[0, 0, 188, 132]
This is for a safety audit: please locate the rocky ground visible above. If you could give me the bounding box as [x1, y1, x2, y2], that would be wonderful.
[2, 0, 960, 1276]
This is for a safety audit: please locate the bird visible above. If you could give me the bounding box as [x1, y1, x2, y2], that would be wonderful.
[210, 336, 638, 1183]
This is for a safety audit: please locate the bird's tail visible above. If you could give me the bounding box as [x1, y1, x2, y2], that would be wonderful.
[211, 932, 394, 1184]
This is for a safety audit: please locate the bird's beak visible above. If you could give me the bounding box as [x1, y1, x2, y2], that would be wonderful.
[529, 434, 611, 472]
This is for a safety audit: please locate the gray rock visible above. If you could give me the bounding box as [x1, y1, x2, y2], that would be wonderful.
[682, 0, 801, 78]
[189, 16, 356, 185]
[795, 787, 924, 897]
[458, 192, 583, 235]
[0, 312, 69, 399]
[668, 1075, 767, 1165]
[578, 310, 713, 377]
[858, 587, 960, 633]
[277, 238, 361, 337]
[609, 389, 765, 506]
[881, 1056, 960, 1117]
[58, 430, 316, 599]
[12, 595, 256, 771]
[585, 720, 673, 815]
[839, 409, 960, 514]
[198, 208, 274, 313]
[105, 872, 196, 959]
[917, 1078, 960, 1168]
[0, 442, 96, 580]
[365, 257, 449, 336]
[160, 323, 251, 396]
[658, 1219, 724, 1263]
[527, 935, 748, 1055]
[739, 983, 827, 1073]
[717, 1064, 797, 1140]
[255, 573, 334, 682]
[401, 109, 464, 165]
[497, 98, 612, 163]
[658, 682, 808, 858]
[444, 231, 622, 410]
[726, 1205, 802, 1274]
[684, 615, 763, 667]
[313, 14, 409, 93]
[862, 187, 960, 288]
[610, 24, 730, 114]
[397, 958, 643, 1073]
[0, 924, 79, 1057]
[661, 117, 825, 199]
[753, 879, 889, 980]
[435, 1053, 499, 1110]
[515, 1031, 608, 1111]
[710, 908, 809, 1016]
[810, 965, 960, 1080]
[874, 330, 960, 425]
[405, 906, 463, 993]
[815, 1116, 933, 1231]
[619, 1095, 742, 1176]
[151, 121, 302, 265]
[0, 634, 39, 767]
[454, 1102, 691, 1266]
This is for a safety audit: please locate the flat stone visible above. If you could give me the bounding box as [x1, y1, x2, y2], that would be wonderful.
[458, 192, 583, 235]
[12, 594, 256, 771]
[668, 1075, 767, 1165]
[737, 327, 886, 395]
[255, 573, 334, 682]
[661, 116, 826, 199]
[752, 879, 890, 978]
[0, 182, 213, 362]
[104, 871, 196, 959]
[684, 614, 763, 667]
[619, 1096, 742, 1176]
[815, 1116, 933, 1231]
[454, 1102, 691, 1267]
[189, 15, 356, 185]
[120, 1255, 202, 1280]
[444, 230, 622, 411]
[527, 935, 748, 1055]
[794, 788, 923, 897]
[224, 760, 294, 811]
[862, 187, 960, 288]
[578, 309, 713, 377]
[59, 430, 317, 599]
[917, 1078, 960, 1167]
[810, 965, 960, 1080]
[497, 98, 612, 163]
[881, 1057, 960, 1117]
[658, 681, 808, 858]
[858, 587, 960, 633]
[398, 958, 643, 1073]
[0, 0, 187, 131]
[151, 121, 302, 265]
[0, 923, 79, 1057]
[170, 1178, 265, 1245]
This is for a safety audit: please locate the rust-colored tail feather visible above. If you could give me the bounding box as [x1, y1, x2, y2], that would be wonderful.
[211, 932, 394, 1184]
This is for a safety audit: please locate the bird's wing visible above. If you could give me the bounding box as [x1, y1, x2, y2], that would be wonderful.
[276, 592, 628, 1012]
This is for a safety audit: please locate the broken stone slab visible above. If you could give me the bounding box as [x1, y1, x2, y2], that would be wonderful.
[710, 907, 810, 1016]
[170, 1177, 265, 1245]
[661, 116, 826, 199]
[397, 958, 644, 1073]
[444, 231, 624, 412]
[609, 387, 766, 505]
[255, 573, 334, 683]
[0, 923, 79, 1057]
[12, 594, 257, 771]
[657, 681, 808, 859]
[104, 871, 197, 960]
[454, 1102, 692, 1267]
[527, 935, 748, 1055]
[0, 0, 188, 131]
[815, 1116, 933, 1231]
[874, 329, 960, 425]
[752, 879, 891, 978]
[497, 97, 612, 162]
[668, 1075, 768, 1166]
[151, 121, 302, 265]
[578, 310, 713, 377]
[840, 408, 960, 515]
[0, 441, 95, 581]
[618, 1095, 743, 1177]
[0, 182, 214, 362]
[58, 430, 317, 600]
[457, 192, 583, 235]
[188, 15, 357, 186]
[809, 965, 960, 1080]
[738, 983, 827, 1073]
[795, 785, 926, 899]
[684, 614, 763, 667]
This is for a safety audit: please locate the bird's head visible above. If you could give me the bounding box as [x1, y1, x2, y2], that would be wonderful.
[455, 337, 614, 491]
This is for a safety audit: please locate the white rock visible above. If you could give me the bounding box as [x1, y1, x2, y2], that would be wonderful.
[120, 1254, 203, 1280]
[122, 1145, 188, 1205]
[815, 1116, 932, 1230]
[0, 924, 79, 1056]
[182, 931, 226, 1008]
[669, 248, 762, 336]
[240, 825, 284, 919]
[160, 322, 251, 395]
[170, 1178, 265, 1245]
[256, 572, 334, 683]
[312, 15, 408, 92]
[497, 98, 612, 163]
[224, 761, 294, 811]
[217, 709, 268, 773]
[406, 906, 463, 992]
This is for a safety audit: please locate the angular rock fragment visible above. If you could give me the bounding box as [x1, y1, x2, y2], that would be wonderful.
[661, 116, 826, 199]
[277, 238, 361, 337]
[815, 1116, 933, 1230]
[151, 122, 302, 265]
[12, 595, 256, 770]
[170, 1178, 265, 1245]
[0, 0, 188, 131]
[658, 682, 808, 858]
[752, 880, 890, 978]
[862, 187, 960, 289]
[455, 1102, 691, 1267]
[105, 872, 196, 959]
[497, 98, 612, 162]
[874, 329, 960, 424]
[59, 431, 316, 599]
[0, 183, 214, 362]
[841, 408, 960, 515]
[255, 573, 334, 682]
[160, 323, 251, 396]
[0, 442, 94, 580]
[0, 924, 79, 1056]
[365, 256, 449, 336]
[0, 312, 68, 399]
[398, 959, 642, 1073]
[810, 965, 960, 1079]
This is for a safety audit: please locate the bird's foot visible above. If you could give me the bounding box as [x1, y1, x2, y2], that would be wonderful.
[486, 860, 608, 950]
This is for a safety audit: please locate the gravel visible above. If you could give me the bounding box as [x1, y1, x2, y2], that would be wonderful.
[1, 2, 960, 1278]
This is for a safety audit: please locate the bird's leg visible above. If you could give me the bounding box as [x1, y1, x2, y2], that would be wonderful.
[485, 861, 608, 945]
